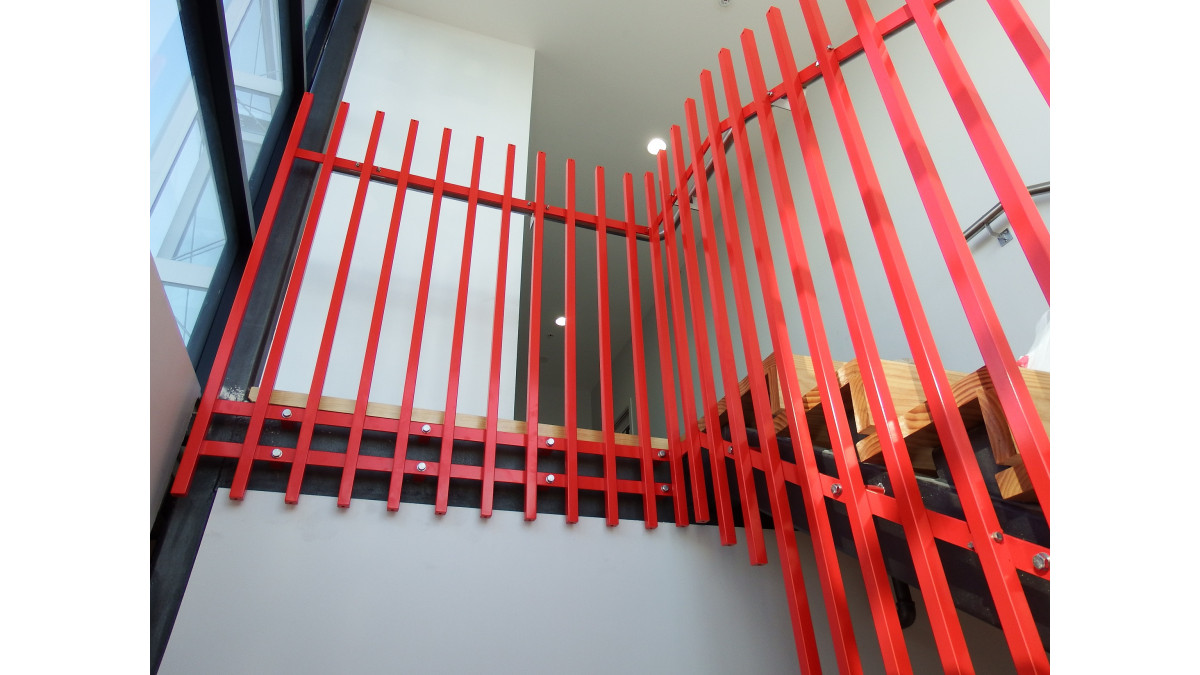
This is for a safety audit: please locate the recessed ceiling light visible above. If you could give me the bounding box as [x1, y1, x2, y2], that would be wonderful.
[555, 316, 567, 326]
[647, 138, 667, 155]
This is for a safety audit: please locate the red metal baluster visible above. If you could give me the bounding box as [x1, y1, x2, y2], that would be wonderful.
[982, 0, 1049, 103]
[833, 2, 1050, 667]
[482, 143, 517, 518]
[662, 134, 766, 566]
[434, 136, 486, 515]
[623, 173, 669, 527]
[285, 111, 386, 504]
[564, 159, 580, 524]
[171, 93, 315, 496]
[644, 174, 709, 534]
[523, 152, 547, 521]
[667, 122, 728, 533]
[594, 167, 620, 526]
[899, 0, 1049, 301]
[229, 101, 350, 501]
[777, 4, 985, 669]
[338, 119, 420, 507]
[386, 127, 454, 511]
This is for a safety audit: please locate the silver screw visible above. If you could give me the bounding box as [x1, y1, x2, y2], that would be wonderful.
[660, 485, 670, 493]
[375, 166, 381, 172]
[271, 448, 283, 459]
[281, 408, 292, 418]
[1032, 552, 1049, 572]
[991, 531, 1004, 542]
[827, 44, 833, 51]
[547, 438, 555, 447]
[657, 450, 667, 458]
[417, 462, 427, 472]
[727, 446, 734, 455]
[815, 61, 820, 66]
[768, 89, 774, 97]
[967, 541, 975, 550]
[830, 483, 842, 496]
[421, 424, 432, 433]
[546, 474, 556, 484]
[355, 162, 361, 167]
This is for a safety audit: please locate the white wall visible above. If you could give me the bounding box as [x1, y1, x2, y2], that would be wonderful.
[273, 5, 533, 418]
[150, 255, 201, 528]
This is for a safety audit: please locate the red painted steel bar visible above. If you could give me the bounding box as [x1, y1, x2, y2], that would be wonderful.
[338, 119, 420, 507]
[666, 121, 731, 534]
[434, 136, 486, 515]
[564, 159, 580, 524]
[667, 122, 766, 566]
[725, 39, 870, 673]
[482, 143, 517, 518]
[594, 167, 620, 526]
[836, 1, 1050, 667]
[386, 127, 454, 511]
[229, 102, 349, 500]
[644, 173, 714, 535]
[779, 4, 981, 669]
[171, 93, 314, 495]
[286, 110, 386, 504]
[623, 173, 668, 528]
[700, 60, 830, 672]
[899, 0, 1049, 301]
[523, 152, 547, 521]
[983, 0, 1049, 103]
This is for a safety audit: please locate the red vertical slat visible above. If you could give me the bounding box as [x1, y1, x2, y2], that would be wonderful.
[594, 167, 620, 526]
[898, 0, 1049, 301]
[666, 119, 729, 533]
[563, 159, 580, 524]
[482, 143, 517, 518]
[834, 2, 1050, 667]
[622, 173, 668, 528]
[660, 143, 766, 567]
[982, 0, 1049, 103]
[229, 101, 350, 500]
[171, 92, 314, 496]
[523, 152, 547, 521]
[285, 111, 386, 504]
[778, 4, 980, 669]
[435, 136, 486, 515]
[644, 174, 707, 534]
[386, 127, 454, 511]
[338, 119, 420, 507]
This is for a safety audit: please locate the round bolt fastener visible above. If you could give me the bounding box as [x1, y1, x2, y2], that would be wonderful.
[545, 474, 556, 484]
[991, 530, 1005, 543]
[271, 448, 283, 459]
[417, 462, 427, 472]
[830, 483, 842, 497]
[660, 485, 670, 493]
[1032, 552, 1050, 572]
[281, 408, 292, 418]
[421, 424, 432, 433]
[768, 89, 774, 97]
[967, 541, 975, 550]
[657, 450, 667, 458]
[826, 43, 833, 50]
[727, 446, 734, 455]
[547, 438, 556, 447]
[355, 162, 361, 167]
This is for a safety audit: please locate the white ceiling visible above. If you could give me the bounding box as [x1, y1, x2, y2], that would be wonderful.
[371, 0, 904, 420]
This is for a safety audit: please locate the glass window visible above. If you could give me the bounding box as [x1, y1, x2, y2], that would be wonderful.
[151, 0, 227, 346]
[225, 0, 284, 175]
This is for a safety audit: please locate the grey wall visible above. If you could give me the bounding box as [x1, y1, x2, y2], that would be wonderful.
[150, 255, 200, 529]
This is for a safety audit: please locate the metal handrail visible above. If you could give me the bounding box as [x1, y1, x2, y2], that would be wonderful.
[963, 181, 1049, 241]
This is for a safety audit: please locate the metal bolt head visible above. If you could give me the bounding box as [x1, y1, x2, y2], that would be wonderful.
[830, 483, 842, 496]
[826, 43, 833, 51]
[421, 424, 432, 433]
[660, 485, 670, 493]
[967, 541, 975, 550]
[547, 438, 555, 447]
[657, 450, 667, 458]
[417, 462, 427, 472]
[991, 530, 1004, 543]
[355, 161, 361, 167]
[1032, 552, 1049, 572]
[727, 446, 734, 455]
[271, 448, 283, 459]
[545, 474, 556, 484]
[767, 89, 774, 97]
[281, 408, 292, 418]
